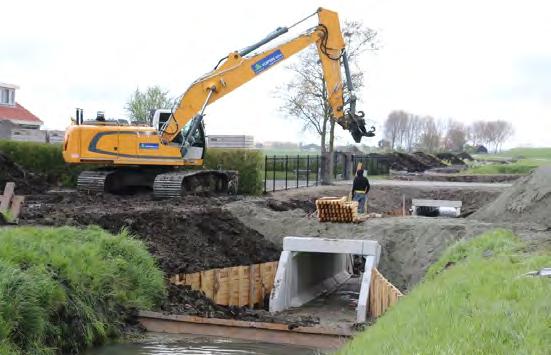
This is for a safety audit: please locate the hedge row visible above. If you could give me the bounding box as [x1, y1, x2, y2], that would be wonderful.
[0, 140, 263, 195]
[0, 226, 166, 354]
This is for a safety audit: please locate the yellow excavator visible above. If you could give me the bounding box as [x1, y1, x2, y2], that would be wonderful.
[63, 8, 375, 197]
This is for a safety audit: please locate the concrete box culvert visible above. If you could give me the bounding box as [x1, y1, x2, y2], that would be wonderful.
[269, 237, 381, 323]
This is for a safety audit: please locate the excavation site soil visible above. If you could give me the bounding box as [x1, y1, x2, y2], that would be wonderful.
[18, 167, 551, 322]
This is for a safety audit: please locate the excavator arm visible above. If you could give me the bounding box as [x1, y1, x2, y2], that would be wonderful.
[161, 8, 374, 148]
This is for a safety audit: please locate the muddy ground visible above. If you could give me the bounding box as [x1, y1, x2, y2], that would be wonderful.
[14, 172, 551, 322]
[20, 181, 516, 289]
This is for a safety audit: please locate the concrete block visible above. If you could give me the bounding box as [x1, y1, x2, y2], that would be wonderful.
[356, 255, 377, 323]
[271, 237, 382, 323]
[284, 237, 380, 257]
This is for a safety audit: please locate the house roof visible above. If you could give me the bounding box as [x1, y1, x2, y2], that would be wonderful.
[0, 103, 43, 125]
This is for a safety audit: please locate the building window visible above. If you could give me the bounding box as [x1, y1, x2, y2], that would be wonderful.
[0, 88, 8, 104]
[0, 88, 15, 105]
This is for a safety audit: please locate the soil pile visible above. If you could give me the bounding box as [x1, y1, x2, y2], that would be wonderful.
[73, 206, 281, 275]
[436, 153, 465, 165]
[0, 152, 50, 194]
[389, 152, 446, 172]
[161, 284, 319, 327]
[471, 166, 551, 228]
[412, 152, 447, 169]
[21, 193, 280, 275]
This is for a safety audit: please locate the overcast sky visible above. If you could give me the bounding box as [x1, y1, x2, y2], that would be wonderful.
[1, 0, 550, 147]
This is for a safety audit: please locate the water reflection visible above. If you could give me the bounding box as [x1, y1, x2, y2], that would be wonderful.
[84, 333, 323, 355]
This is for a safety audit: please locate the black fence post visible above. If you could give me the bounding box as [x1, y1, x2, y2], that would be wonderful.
[285, 155, 288, 190]
[296, 155, 299, 188]
[264, 155, 268, 193]
[306, 155, 310, 187]
[272, 155, 276, 192]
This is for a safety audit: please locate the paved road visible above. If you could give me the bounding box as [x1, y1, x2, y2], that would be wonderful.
[265, 178, 512, 192]
[336, 179, 513, 189]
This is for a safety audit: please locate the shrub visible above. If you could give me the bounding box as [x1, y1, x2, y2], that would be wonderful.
[0, 226, 166, 354]
[205, 148, 264, 195]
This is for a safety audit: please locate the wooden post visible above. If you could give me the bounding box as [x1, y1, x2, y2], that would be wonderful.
[0, 182, 15, 211]
[214, 268, 230, 306]
[239, 266, 250, 307]
[201, 269, 215, 300]
[229, 267, 240, 306]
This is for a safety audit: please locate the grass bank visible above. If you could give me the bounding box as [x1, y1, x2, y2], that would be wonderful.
[465, 162, 538, 175]
[0, 226, 166, 354]
[339, 229, 551, 354]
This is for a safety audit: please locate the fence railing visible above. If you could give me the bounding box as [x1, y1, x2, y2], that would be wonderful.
[264, 153, 391, 192]
[264, 155, 321, 193]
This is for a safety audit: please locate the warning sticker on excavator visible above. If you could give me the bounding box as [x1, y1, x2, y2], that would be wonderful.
[252, 50, 284, 74]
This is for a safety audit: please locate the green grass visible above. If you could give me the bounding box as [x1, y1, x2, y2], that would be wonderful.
[465, 163, 538, 175]
[0, 226, 166, 354]
[339, 229, 551, 354]
[494, 147, 551, 159]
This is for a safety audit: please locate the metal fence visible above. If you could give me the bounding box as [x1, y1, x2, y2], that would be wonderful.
[264, 154, 391, 193]
[264, 155, 320, 192]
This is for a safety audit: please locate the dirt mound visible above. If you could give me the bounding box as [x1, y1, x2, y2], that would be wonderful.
[0, 152, 50, 194]
[161, 284, 319, 327]
[387, 152, 447, 172]
[73, 206, 280, 275]
[471, 166, 551, 228]
[412, 152, 447, 169]
[264, 198, 316, 213]
[436, 153, 465, 165]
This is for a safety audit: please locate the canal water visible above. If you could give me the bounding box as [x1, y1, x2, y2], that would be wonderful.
[84, 333, 324, 355]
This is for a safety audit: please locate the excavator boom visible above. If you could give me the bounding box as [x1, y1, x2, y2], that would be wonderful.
[162, 8, 372, 147]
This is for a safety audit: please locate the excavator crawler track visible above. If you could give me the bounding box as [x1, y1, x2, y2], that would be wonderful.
[153, 170, 238, 199]
[77, 170, 115, 193]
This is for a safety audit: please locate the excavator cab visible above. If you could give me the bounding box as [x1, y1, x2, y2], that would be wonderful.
[150, 109, 205, 159]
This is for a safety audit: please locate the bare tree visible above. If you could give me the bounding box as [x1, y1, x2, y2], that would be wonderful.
[488, 120, 514, 153]
[417, 116, 442, 153]
[383, 110, 411, 150]
[444, 119, 468, 152]
[383, 111, 402, 149]
[277, 21, 378, 155]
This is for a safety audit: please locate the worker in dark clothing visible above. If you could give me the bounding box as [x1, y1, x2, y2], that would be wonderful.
[352, 169, 370, 213]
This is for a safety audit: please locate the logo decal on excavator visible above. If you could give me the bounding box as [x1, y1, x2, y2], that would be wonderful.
[139, 143, 159, 150]
[252, 50, 284, 74]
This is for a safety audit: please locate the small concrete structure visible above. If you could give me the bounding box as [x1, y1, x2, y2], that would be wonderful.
[412, 199, 462, 217]
[270, 237, 381, 323]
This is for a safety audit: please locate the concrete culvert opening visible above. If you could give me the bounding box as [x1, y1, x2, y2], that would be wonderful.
[270, 237, 382, 323]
